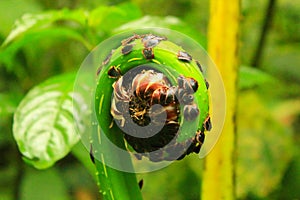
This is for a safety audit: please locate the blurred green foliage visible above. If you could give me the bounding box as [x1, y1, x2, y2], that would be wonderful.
[0, 0, 299, 200]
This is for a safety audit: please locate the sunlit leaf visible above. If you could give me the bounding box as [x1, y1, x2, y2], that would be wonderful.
[2, 9, 87, 47]
[13, 73, 81, 169]
[0, 0, 42, 36]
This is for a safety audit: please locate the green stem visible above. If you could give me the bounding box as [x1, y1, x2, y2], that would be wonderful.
[202, 0, 240, 199]
[91, 116, 143, 200]
[86, 32, 142, 199]
[95, 159, 143, 200]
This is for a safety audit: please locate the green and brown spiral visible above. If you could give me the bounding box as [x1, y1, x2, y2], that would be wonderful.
[95, 33, 211, 162]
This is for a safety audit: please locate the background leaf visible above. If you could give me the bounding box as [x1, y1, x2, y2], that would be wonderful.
[20, 167, 70, 200]
[239, 65, 276, 90]
[13, 73, 80, 169]
[236, 91, 294, 198]
[0, 93, 21, 116]
[114, 15, 207, 47]
[88, 3, 142, 33]
[277, 152, 300, 199]
[0, 27, 91, 70]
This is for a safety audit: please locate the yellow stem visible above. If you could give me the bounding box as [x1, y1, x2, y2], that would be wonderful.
[201, 0, 240, 200]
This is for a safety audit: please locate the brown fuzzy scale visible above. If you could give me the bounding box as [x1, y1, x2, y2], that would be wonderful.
[138, 179, 144, 190]
[195, 60, 204, 73]
[183, 104, 199, 121]
[89, 144, 95, 164]
[177, 75, 198, 96]
[177, 51, 193, 62]
[103, 50, 114, 66]
[121, 34, 140, 46]
[142, 48, 154, 59]
[108, 66, 121, 79]
[96, 67, 102, 76]
[142, 34, 167, 48]
[97, 50, 114, 76]
[203, 115, 212, 131]
[205, 79, 210, 89]
[121, 44, 134, 55]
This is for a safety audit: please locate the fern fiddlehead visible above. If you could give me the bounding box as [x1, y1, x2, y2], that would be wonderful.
[73, 28, 225, 199]
[95, 33, 211, 162]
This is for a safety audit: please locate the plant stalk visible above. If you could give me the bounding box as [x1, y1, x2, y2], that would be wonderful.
[92, 118, 143, 200]
[201, 0, 240, 199]
[251, 0, 277, 68]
